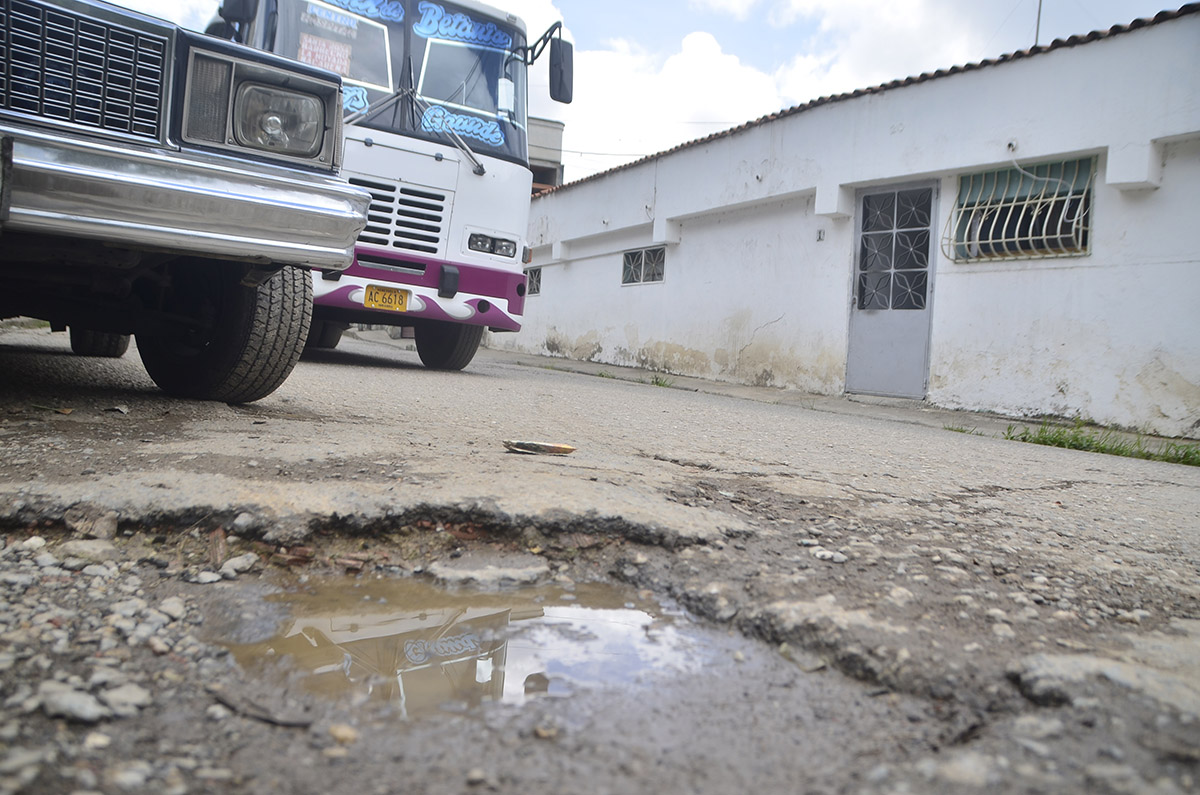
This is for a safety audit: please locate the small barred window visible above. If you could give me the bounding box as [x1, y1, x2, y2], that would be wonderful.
[943, 158, 1095, 263]
[621, 246, 665, 284]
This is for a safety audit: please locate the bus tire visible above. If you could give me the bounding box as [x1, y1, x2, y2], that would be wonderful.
[414, 321, 483, 371]
[69, 328, 130, 358]
[305, 319, 344, 350]
[137, 261, 312, 403]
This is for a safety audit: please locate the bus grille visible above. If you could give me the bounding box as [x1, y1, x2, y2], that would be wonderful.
[0, 0, 168, 140]
[350, 177, 447, 257]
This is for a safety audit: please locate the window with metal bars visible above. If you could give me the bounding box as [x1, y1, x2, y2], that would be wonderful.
[943, 157, 1095, 263]
[621, 246, 665, 285]
[525, 266, 541, 295]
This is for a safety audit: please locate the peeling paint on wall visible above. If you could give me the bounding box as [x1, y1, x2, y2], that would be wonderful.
[1135, 357, 1200, 434]
[633, 341, 712, 374]
[723, 340, 844, 393]
[543, 327, 604, 361]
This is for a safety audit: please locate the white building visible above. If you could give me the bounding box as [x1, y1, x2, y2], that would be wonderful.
[493, 8, 1200, 438]
[528, 117, 566, 194]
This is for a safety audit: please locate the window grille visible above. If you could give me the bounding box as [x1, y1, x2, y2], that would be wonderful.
[858, 187, 933, 311]
[525, 266, 541, 295]
[942, 158, 1095, 263]
[622, 246, 665, 285]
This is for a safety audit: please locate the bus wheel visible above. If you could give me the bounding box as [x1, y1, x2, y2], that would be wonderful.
[305, 319, 345, 350]
[69, 328, 130, 358]
[414, 321, 483, 371]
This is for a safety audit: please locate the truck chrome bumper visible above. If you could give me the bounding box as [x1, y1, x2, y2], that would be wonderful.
[0, 125, 370, 271]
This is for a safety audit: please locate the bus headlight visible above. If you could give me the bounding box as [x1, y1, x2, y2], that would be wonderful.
[234, 84, 324, 157]
[468, 233, 518, 258]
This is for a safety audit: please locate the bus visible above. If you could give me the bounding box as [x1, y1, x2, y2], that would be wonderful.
[210, 0, 572, 369]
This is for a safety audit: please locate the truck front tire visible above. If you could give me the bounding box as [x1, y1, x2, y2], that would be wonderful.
[414, 321, 483, 371]
[137, 262, 312, 403]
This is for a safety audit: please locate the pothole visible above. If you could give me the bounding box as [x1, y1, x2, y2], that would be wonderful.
[226, 578, 722, 721]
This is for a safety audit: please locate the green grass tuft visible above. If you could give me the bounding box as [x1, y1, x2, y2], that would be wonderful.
[1003, 420, 1199, 466]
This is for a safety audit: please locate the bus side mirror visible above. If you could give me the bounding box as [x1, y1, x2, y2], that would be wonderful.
[549, 38, 573, 104]
[219, 0, 259, 24]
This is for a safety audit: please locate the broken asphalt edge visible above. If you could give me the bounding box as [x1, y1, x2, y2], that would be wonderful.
[3, 491, 1021, 729]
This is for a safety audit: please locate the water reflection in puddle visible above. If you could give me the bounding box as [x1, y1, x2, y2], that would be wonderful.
[227, 579, 708, 720]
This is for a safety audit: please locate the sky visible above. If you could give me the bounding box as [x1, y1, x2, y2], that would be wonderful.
[109, 0, 1181, 180]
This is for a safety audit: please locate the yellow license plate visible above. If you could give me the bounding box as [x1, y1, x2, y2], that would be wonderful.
[363, 284, 409, 313]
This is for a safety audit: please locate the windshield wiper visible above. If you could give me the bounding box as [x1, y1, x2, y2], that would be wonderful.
[406, 90, 486, 176]
[343, 61, 487, 176]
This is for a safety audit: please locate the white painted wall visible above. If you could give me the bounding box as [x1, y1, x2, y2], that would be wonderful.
[491, 15, 1200, 438]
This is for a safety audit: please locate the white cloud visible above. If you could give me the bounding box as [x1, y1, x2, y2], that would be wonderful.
[769, 0, 987, 104]
[687, 0, 763, 21]
[555, 32, 785, 180]
[552, 0, 1058, 179]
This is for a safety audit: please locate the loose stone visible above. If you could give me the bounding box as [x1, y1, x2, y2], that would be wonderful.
[206, 704, 233, 721]
[101, 683, 153, 717]
[39, 681, 110, 723]
[159, 597, 187, 620]
[107, 760, 153, 790]
[329, 723, 359, 745]
[83, 731, 113, 750]
[219, 553, 259, 579]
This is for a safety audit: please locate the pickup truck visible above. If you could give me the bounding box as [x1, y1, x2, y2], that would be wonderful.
[0, 0, 371, 402]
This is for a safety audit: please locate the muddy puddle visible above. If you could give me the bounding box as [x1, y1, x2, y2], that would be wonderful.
[227, 579, 718, 721]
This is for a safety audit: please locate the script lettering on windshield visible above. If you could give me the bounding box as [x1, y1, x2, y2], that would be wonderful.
[421, 105, 505, 146]
[344, 86, 370, 113]
[318, 0, 404, 22]
[413, 1, 512, 48]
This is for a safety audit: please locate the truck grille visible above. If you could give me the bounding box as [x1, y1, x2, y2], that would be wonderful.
[0, 0, 168, 140]
[350, 177, 447, 256]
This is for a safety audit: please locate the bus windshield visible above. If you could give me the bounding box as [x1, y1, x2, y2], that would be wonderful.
[272, 0, 529, 165]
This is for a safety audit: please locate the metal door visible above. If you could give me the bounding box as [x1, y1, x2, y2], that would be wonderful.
[846, 184, 936, 398]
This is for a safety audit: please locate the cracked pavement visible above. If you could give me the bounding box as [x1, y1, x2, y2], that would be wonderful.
[1, 322, 1198, 794]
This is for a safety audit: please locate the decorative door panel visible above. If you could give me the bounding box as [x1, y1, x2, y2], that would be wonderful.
[846, 185, 936, 398]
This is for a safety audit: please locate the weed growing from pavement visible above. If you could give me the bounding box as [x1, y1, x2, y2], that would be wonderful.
[944, 424, 984, 436]
[1003, 420, 1200, 466]
[650, 375, 674, 388]
[596, 371, 615, 379]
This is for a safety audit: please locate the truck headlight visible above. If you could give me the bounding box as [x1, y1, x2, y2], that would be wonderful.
[181, 41, 342, 170]
[234, 84, 324, 157]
